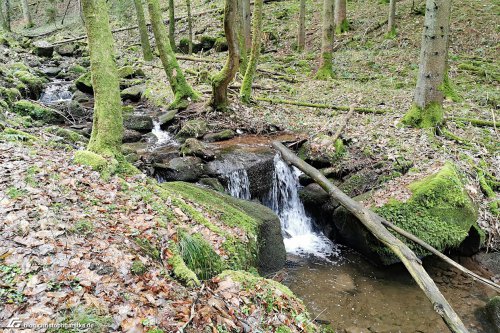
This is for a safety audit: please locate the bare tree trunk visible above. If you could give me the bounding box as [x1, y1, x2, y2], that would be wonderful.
[168, 0, 176, 51]
[147, 0, 199, 109]
[133, 0, 153, 61]
[0, 0, 8, 31]
[4, 0, 11, 31]
[272, 141, 469, 333]
[334, 0, 348, 34]
[211, 0, 240, 110]
[186, 0, 193, 54]
[21, 0, 33, 28]
[316, 0, 334, 80]
[403, 0, 451, 128]
[239, 0, 263, 103]
[297, 0, 305, 51]
[81, 0, 123, 157]
[387, 0, 396, 35]
[242, 0, 251, 49]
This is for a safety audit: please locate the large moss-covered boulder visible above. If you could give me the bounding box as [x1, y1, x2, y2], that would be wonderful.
[332, 163, 482, 265]
[12, 69, 47, 100]
[154, 156, 205, 182]
[75, 72, 93, 94]
[162, 182, 286, 275]
[13, 100, 64, 124]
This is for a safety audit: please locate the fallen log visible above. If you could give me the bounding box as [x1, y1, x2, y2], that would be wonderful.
[449, 117, 498, 128]
[257, 97, 388, 114]
[272, 141, 469, 333]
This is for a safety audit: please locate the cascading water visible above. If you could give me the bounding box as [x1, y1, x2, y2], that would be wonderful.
[223, 153, 339, 260]
[39, 80, 72, 104]
[151, 120, 177, 147]
[266, 155, 339, 259]
[225, 168, 251, 200]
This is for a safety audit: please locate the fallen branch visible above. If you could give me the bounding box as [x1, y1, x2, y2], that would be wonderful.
[256, 96, 388, 114]
[381, 221, 500, 292]
[448, 117, 498, 128]
[272, 141, 469, 333]
[177, 283, 205, 333]
[331, 104, 355, 143]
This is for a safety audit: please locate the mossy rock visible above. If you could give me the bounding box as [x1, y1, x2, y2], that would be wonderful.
[161, 182, 286, 275]
[75, 72, 93, 94]
[118, 66, 144, 79]
[12, 70, 47, 99]
[203, 129, 235, 142]
[12, 100, 64, 124]
[180, 138, 215, 161]
[120, 85, 145, 102]
[176, 119, 208, 143]
[123, 114, 153, 132]
[198, 177, 225, 192]
[33, 41, 54, 57]
[332, 163, 482, 265]
[486, 296, 500, 333]
[214, 37, 228, 52]
[46, 126, 88, 144]
[0, 87, 21, 105]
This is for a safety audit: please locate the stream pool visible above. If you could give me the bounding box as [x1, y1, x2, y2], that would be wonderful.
[283, 250, 497, 333]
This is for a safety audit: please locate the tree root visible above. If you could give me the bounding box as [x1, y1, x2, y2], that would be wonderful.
[449, 117, 498, 128]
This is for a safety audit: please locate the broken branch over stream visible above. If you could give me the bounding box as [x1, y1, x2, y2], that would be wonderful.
[272, 141, 469, 333]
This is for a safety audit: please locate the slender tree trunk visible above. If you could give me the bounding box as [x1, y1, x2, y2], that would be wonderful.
[147, 0, 198, 109]
[387, 0, 396, 35]
[21, 0, 33, 28]
[403, 0, 451, 128]
[239, 0, 263, 103]
[297, 0, 306, 51]
[81, 0, 123, 157]
[0, 0, 8, 31]
[186, 0, 193, 54]
[211, 0, 240, 110]
[242, 0, 251, 49]
[316, 0, 334, 80]
[334, 0, 348, 34]
[4, 0, 11, 31]
[168, 0, 176, 51]
[133, 0, 153, 61]
[236, 0, 248, 73]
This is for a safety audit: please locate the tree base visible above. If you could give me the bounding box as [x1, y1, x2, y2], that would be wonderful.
[402, 103, 444, 128]
[335, 19, 349, 34]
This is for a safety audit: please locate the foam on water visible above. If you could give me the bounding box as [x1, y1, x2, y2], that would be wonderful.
[152, 120, 176, 147]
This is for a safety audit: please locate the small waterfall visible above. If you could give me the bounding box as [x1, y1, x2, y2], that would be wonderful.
[151, 120, 177, 147]
[226, 169, 251, 200]
[39, 80, 72, 104]
[267, 155, 338, 259]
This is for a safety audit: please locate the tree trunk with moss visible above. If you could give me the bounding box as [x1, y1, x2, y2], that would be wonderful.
[168, 0, 176, 50]
[387, 0, 396, 35]
[3, 0, 11, 31]
[212, 0, 240, 110]
[21, 0, 32, 28]
[147, 0, 199, 109]
[186, 0, 193, 54]
[133, 0, 153, 61]
[236, 0, 248, 73]
[403, 0, 451, 128]
[242, 0, 251, 49]
[334, 0, 348, 34]
[240, 0, 263, 103]
[316, 0, 334, 80]
[81, 0, 123, 157]
[0, 0, 7, 31]
[297, 0, 306, 51]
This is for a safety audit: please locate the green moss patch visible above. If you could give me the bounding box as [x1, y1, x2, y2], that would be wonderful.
[12, 100, 63, 124]
[375, 162, 482, 258]
[402, 102, 444, 128]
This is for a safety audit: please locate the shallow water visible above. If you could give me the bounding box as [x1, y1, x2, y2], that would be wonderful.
[284, 250, 497, 333]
